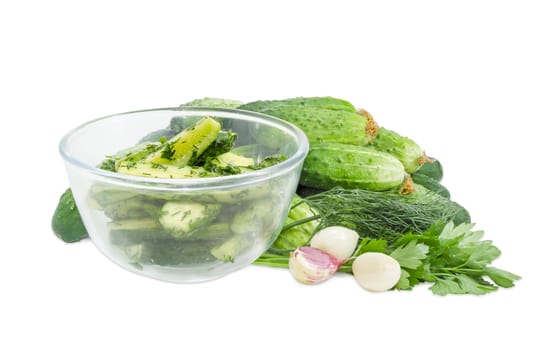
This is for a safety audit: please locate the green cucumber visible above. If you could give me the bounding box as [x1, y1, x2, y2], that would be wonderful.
[130, 239, 220, 266]
[117, 161, 214, 179]
[415, 157, 444, 181]
[158, 201, 221, 238]
[239, 96, 357, 113]
[368, 127, 428, 174]
[195, 130, 238, 164]
[113, 142, 162, 167]
[230, 198, 278, 235]
[180, 97, 244, 109]
[102, 196, 161, 220]
[51, 189, 88, 243]
[271, 195, 320, 251]
[211, 152, 255, 168]
[239, 97, 376, 145]
[108, 218, 167, 246]
[89, 185, 142, 208]
[355, 109, 428, 174]
[300, 142, 407, 192]
[210, 234, 252, 263]
[146, 116, 221, 165]
[411, 173, 451, 198]
[187, 222, 233, 241]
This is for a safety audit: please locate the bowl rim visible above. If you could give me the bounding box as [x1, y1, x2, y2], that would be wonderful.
[59, 106, 309, 189]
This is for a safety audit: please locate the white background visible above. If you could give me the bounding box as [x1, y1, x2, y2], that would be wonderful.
[2, 1, 547, 349]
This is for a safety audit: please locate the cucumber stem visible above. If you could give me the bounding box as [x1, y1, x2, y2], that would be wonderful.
[399, 175, 415, 195]
[357, 108, 380, 141]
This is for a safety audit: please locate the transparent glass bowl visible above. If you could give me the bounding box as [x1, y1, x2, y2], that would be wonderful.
[59, 107, 309, 283]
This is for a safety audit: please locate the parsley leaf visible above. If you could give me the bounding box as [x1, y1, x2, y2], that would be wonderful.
[355, 238, 387, 255]
[394, 269, 411, 290]
[340, 221, 519, 295]
[430, 277, 465, 296]
[438, 222, 476, 241]
[385, 221, 521, 296]
[485, 267, 521, 288]
[390, 240, 429, 269]
[339, 238, 387, 273]
[454, 275, 497, 295]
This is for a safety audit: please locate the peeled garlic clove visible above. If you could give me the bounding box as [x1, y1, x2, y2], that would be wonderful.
[310, 226, 359, 261]
[352, 252, 401, 292]
[289, 247, 342, 284]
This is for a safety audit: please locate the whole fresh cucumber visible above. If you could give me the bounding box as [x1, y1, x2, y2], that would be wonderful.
[411, 173, 451, 198]
[368, 127, 427, 173]
[51, 189, 89, 243]
[238, 96, 357, 113]
[300, 142, 407, 191]
[239, 97, 377, 145]
[357, 109, 429, 174]
[414, 157, 444, 181]
[180, 97, 244, 109]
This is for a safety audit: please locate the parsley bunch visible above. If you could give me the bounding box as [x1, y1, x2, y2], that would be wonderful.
[339, 221, 520, 295]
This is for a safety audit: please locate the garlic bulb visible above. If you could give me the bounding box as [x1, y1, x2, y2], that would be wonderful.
[289, 247, 342, 284]
[310, 226, 359, 261]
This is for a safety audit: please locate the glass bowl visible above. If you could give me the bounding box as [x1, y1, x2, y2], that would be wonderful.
[59, 107, 309, 283]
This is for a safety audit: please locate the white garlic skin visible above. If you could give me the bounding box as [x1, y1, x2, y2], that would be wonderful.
[310, 226, 359, 261]
[352, 252, 401, 292]
[289, 247, 341, 284]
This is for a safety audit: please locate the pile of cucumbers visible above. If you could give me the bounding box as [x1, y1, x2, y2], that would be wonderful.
[52, 96, 463, 250]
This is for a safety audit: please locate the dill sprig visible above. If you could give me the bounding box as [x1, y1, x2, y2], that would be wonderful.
[294, 186, 463, 245]
[256, 186, 466, 267]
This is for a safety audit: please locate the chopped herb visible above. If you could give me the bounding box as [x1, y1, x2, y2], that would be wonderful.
[160, 142, 176, 160]
[253, 154, 287, 169]
[151, 163, 168, 170]
[126, 161, 137, 169]
[99, 159, 116, 172]
[180, 210, 191, 222]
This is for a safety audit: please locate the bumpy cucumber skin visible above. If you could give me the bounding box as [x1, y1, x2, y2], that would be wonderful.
[181, 97, 244, 109]
[369, 127, 425, 173]
[301, 142, 406, 191]
[239, 96, 357, 113]
[269, 106, 370, 145]
[415, 157, 444, 181]
[239, 98, 373, 145]
[271, 195, 320, 251]
[51, 189, 89, 243]
[411, 173, 451, 199]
